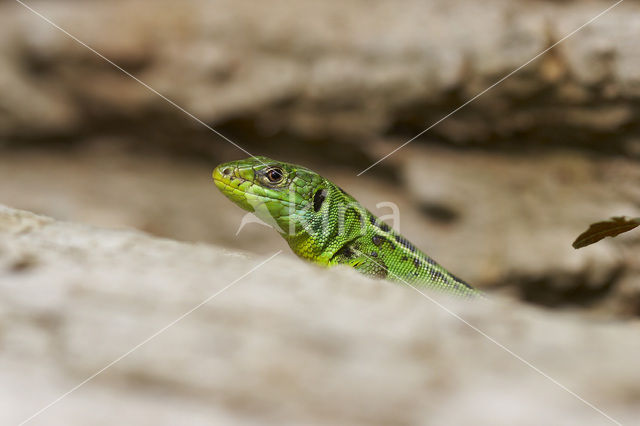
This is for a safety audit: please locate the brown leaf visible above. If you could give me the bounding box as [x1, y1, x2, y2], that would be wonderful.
[572, 216, 640, 249]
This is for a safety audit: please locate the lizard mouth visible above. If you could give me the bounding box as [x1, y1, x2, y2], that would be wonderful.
[212, 167, 244, 190]
[212, 167, 258, 206]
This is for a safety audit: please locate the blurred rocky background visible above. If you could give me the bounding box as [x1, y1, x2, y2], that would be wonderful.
[1, 0, 640, 424]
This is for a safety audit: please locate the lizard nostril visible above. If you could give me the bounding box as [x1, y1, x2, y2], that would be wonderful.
[222, 168, 232, 176]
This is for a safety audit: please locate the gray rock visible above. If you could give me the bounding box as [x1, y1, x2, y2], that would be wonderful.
[2, 0, 640, 153]
[401, 146, 640, 314]
[1, 205, 639, 425]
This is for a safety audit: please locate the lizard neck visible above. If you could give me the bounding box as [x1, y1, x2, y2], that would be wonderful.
[283, 183, 368, 266]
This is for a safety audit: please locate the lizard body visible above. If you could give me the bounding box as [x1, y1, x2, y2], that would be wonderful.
[213, 156, 478, 297]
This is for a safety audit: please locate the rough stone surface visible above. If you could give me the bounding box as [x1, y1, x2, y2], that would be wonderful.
[1, 148, 638, 317]
[1, 205, 640, 425]
[399, 145, 640, 314]
[2, 0, 640, 157]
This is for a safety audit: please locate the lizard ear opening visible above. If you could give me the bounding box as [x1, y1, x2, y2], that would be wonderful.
[313, 188, 327, 212]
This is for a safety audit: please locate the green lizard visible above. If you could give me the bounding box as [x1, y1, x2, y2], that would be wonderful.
[213, 156, 478, 297]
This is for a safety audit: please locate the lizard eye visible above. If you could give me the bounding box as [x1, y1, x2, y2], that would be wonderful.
[265, 167, 284, 183]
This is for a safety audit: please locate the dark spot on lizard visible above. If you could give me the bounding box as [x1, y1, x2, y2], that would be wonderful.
[413, 258, 422, 269]
[369, 214, 390, 232]
[372, 235, 383, 247]
[401, 256, 408, 261]
[379, 236, 395, 250]
[370, 251, 378, 257]
[394, 235, 416, 252]
[431, 271, 446, 282]
[335, 244, 355, 259]
[451, 273, 473, 289]
[313, 188, 327, 212]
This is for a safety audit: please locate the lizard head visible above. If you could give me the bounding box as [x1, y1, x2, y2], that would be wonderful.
[213, 156, 327, 235]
